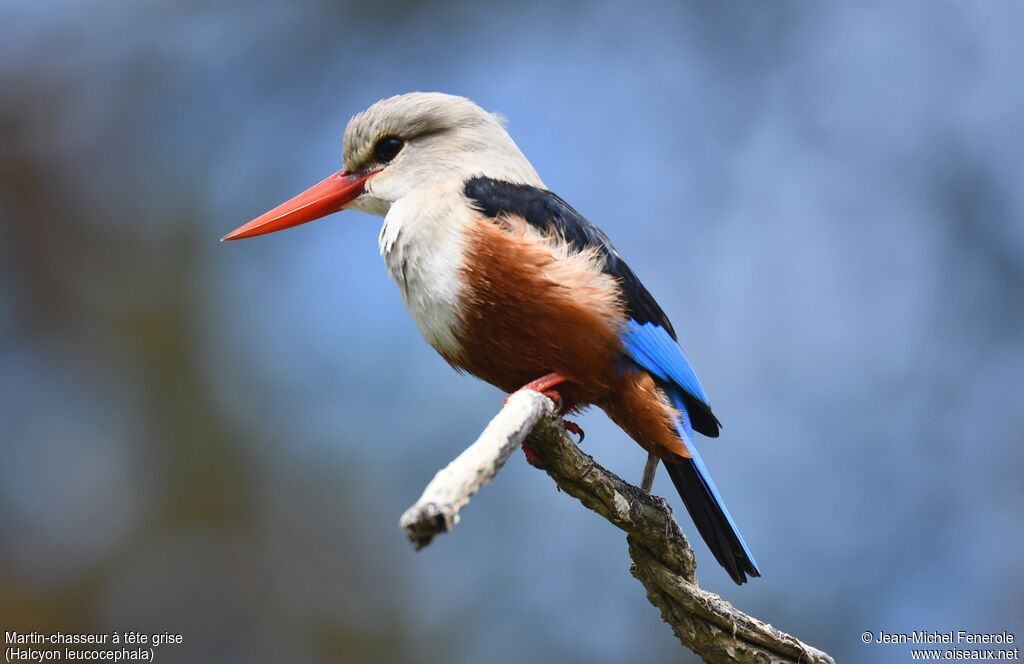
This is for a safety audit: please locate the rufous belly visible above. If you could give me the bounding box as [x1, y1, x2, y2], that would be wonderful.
[447, 217, 689, 458]
[442, 217, 622, 406]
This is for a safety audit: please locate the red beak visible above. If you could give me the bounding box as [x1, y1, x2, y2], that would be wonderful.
[221, 170, 375, 241]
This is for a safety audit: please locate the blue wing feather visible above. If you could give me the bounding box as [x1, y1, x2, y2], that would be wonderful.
[621, 319, 710, 407]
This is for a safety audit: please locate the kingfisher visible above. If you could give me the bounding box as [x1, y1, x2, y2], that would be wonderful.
[223, 93, 760, 584]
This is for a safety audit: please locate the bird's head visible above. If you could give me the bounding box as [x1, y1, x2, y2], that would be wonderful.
[222, 92, 541, 241]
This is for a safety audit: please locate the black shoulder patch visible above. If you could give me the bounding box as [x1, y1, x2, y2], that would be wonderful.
[464, 176, 677, 339]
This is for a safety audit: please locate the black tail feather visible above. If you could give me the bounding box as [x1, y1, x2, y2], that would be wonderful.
[663, 456, 761, 585]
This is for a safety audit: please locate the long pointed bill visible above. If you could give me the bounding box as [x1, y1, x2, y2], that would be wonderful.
[222, 170, 376, 241]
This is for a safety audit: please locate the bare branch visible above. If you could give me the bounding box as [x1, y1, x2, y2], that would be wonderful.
[400, 390, 552, 549]
[399, 391, 834, 664]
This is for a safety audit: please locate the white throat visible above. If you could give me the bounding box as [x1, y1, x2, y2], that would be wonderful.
[378, 180, 475, 356]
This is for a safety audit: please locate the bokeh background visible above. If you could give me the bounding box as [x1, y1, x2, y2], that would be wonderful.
[2, 1, 1022, 662]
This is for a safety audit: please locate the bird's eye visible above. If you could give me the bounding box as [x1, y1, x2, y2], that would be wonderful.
[373, 136, 405, 164]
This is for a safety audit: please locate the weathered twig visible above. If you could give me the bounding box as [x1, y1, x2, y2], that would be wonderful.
[400, 391, 549, 549]
[400, 391, 834, 664]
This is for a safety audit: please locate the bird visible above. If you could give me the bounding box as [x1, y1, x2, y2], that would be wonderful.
[222, 92, 760, 585]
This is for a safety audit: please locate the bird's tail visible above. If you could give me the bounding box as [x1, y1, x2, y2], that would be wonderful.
[663, 390, 760, 585]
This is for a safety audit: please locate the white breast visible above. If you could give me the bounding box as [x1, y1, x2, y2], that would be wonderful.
[378, 184, 471, 356]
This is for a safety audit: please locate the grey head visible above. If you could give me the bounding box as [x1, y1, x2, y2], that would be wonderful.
[341, 92, 543, 216]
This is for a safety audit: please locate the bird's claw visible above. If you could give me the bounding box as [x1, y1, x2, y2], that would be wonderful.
[510, 373, 574, 467]
[540, 389, 563, 411]
[507, 373, 569, 411]
[563, 419, 585, 443]
[522, 441, 547, 469]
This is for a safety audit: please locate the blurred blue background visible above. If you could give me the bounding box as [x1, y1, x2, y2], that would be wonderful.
[1, 1, 1022, 662]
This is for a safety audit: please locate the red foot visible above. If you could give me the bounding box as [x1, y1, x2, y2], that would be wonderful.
[506, 373, 570, 411]
[519, 372, 569, 394]
[522, 441, 546, 468]
[512, 373, 577, 469]
[563, 419, 585, 443]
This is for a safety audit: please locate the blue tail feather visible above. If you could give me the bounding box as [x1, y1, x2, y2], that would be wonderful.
[664, 390, 760, 584]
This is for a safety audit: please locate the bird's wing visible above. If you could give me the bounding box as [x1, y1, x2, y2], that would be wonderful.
[464, 176, 720, 436]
